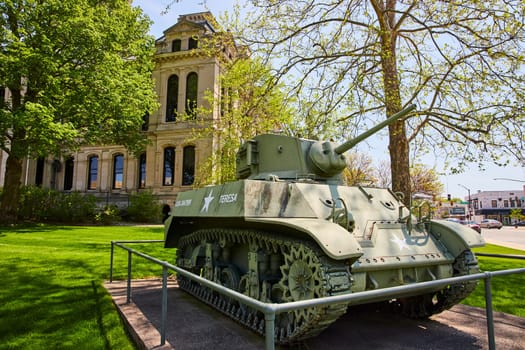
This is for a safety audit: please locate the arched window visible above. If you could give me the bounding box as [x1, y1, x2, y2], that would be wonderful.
[88, 155, 98, 190]
[172, 39, 181, 52]
[182, 146, 195, 186]
[63, 157, 74, 191]
[163, 147, 175, 186]
[138, 153, 146, 189]
[185, 72, 198, 118]
[113, 154, 124, 189]
[166, 74, 179, 122]
[188, 37, 198, 50]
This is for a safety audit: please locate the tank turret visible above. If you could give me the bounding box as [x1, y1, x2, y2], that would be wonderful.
[236, 104, 416, 182]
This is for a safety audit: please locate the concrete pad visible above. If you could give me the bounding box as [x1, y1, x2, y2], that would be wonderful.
[105, 279, 525, 350]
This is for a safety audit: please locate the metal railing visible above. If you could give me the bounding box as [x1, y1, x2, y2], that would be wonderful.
[109, 240, 525, 350]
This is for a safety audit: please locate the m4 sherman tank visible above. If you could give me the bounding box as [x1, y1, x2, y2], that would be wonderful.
[164, 105, 484, 344]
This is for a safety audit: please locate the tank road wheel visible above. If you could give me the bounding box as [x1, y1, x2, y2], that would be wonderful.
[277, 243, 329, 339]
[221, 265, 241, 291]
[393, 249, 480, 319]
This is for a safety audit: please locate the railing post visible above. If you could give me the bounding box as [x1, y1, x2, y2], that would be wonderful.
[109, 241, 114, 283]
[126, 250, 132, 304]
[161, 265, 168, 346]
[484, 272, 496, 350]
[265, 310, 276, 350]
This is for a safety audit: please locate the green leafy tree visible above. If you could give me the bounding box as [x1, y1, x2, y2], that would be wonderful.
[222, 0, 524, 205]
[0, 0, 157, 223]
[191, 55, 294, 185]
[509, 208, 525, 224]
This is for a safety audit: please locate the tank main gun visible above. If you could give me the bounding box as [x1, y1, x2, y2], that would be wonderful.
[236, 104, 416, 182]
[309, 104, 416, 177]
[334, 104, 416, 154]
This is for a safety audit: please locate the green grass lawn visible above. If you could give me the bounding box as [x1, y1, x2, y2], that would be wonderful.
[0, 225, 174, 350]
[462, 244, 525, 317]
[0, 225, 523, 349]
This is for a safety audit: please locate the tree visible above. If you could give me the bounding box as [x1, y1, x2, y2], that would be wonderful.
[409, 163, 443, 200]
[509, 208, 525, 225]
[225, 0, 524, 205]
[342, 152, 377, 186]
[0, 0, 157, 223]
[190, 55, 294, 185]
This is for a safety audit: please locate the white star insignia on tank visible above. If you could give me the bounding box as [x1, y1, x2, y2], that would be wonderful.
[201, 190, 215, 212]
[391, 236, 408, 250]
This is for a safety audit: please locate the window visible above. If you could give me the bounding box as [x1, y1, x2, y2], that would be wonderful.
[64, 157, 74, 191]
[113, 154, 124, 189]
[182, 146, 195, 186]
[163, 147, 175, 186]
[185, 72, 198, 117]
[491, 200, 497, 208]
[166, 74, 179, 122]
[188, 37, 198, 50]
[88, 155, 98, 190]
[504, 200, 509, 208]
[172, 39, 181, 52]
[35, 157, 45, 186]
[138, 153, 146, 189]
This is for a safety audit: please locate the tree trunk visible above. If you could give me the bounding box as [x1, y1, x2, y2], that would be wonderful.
[388, 123, 411, 206]
[0, 154, 23, 224]
[376, 0, 412, 206]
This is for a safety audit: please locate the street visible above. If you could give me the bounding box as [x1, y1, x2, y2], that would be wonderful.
[480, 226, 525, 251]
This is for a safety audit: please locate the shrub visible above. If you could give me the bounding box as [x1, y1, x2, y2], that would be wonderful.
[126, 191, 162, 223]
[95, 204, 122, 225]
[18, 186, 97, 223]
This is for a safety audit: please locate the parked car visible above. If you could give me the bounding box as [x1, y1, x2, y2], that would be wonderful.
[514, 221, 525, 226]
[445, 218, 461, 223]
[444, 218, 481, 233]
[480, 219, 503, 229]
[462, 220, 481, 234]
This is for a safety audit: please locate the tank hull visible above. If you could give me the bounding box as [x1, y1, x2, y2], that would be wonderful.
[164, 179, 484, 343]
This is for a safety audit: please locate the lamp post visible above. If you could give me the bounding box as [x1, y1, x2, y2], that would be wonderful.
[458, 184, 472, 220]
[493, 178, 525, 183]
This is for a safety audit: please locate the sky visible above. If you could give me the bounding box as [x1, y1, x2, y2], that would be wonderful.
[132, 0, 525, 200]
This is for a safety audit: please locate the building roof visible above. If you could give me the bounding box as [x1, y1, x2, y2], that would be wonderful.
[156, 11, 217, 42]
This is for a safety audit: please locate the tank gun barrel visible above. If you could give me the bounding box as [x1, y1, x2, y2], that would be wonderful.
[334, 104, 416, 155]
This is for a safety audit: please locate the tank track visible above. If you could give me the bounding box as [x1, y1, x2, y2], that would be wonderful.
[391, 249, 481, 319]
[175, 228, 352, 344]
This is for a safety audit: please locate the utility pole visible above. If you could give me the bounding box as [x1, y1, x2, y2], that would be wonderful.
[458, 184, 472, 220]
